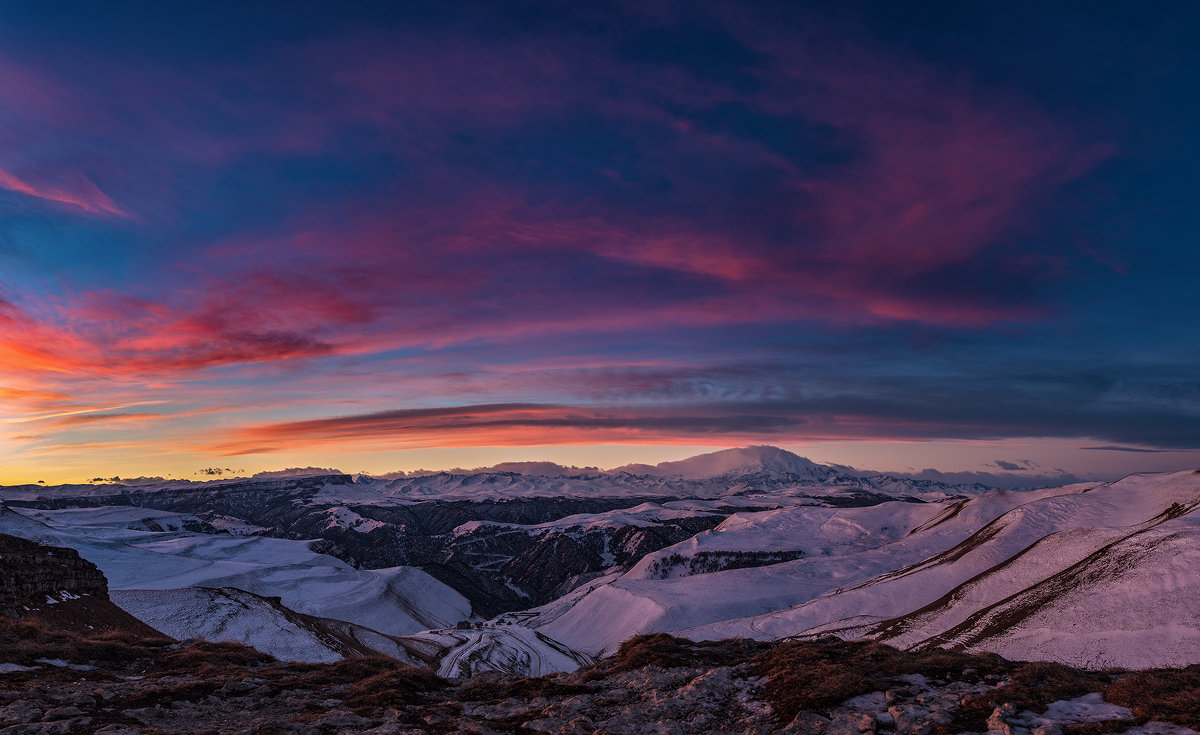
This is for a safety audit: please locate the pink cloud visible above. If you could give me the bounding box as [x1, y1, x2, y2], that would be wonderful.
[0, 11, 1121, 472]
[1, 15, 1109, 330]
[203, 398, 1063, 458]
[0, 167, 124, 215]
[205, 402, 798, 456]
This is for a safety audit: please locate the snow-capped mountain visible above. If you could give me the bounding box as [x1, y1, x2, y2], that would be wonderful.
[0, 448, 988, 621]
[1, 446, 990, 504]
[3, 450, 1198, 674]
[608, 445, 840, 480]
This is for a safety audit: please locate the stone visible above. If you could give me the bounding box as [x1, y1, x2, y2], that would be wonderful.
[217, 680, 257, 696]
[829, 710, 876, 735]
[987, 703, 1020, 735]
[38, 707, 84, 722]
[312, 712, 368, 729]
[59, 695, 95, 708]
[779, 712, 833, 735]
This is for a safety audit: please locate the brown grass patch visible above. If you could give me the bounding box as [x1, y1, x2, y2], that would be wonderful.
[343, 667, 447, 711]
[756, 638, 1016, 725]
[581, 633, 769, 681]
[273, 656, 446, 712]
[1104, 665, 1200, 730]
[154, 640, 275, 676]
[941, 661, 1114, 735]
[0, 617, 173, 668]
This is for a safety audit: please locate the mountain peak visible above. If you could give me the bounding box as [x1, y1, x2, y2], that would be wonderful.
[608, 445, 832, 480]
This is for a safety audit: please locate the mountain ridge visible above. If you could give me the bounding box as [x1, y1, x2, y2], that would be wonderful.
[1, 446, 994, 503]
[4, 457, 1200, 676]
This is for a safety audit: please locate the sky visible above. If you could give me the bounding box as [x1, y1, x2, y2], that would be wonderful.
[1, 1, 1198, 486]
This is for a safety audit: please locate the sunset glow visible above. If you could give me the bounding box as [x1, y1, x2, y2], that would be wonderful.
[1, 3, 1197, 484]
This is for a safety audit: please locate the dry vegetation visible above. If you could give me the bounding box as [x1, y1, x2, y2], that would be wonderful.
[6, 618, 1200, 734]
[0, 617, 174, 668]
[582, 632, 770, 680]
[944, 660, 1115, 734]
[1105, 665, 1200, 729]
[753, 638, 1012, 725]
[590, 634, 1197, 734]
[0, 617, 447, 729]
[457, 671, 593, 701]
[270, 655, 447, 711]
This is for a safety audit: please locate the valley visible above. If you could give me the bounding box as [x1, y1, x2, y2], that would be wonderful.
[3, 447, 1200, 678]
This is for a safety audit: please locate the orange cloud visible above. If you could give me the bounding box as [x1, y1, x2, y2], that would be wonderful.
[207, 402, 819, 456]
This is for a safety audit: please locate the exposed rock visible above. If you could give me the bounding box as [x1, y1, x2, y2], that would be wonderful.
[0, 533, 106, 609]
[3, 617, 1199, 735]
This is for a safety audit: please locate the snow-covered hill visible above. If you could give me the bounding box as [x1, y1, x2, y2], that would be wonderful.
[529, 470, 1200, 670]
[111, 587, 430, 664]
[2, 448, 982, 620]
[4, 451, 1198, 674]
[0, 505, 472, 639]
[394, 623, 593, 678]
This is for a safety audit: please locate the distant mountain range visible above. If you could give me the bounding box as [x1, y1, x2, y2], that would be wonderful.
[2, 447, 1198, 675]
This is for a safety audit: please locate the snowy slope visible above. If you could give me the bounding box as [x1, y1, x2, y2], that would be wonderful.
[0, 505, 472, 636]
[622, 501, 945, 580]
[451, 501, 728, 538]
[111, 587, 426, 664]
[533, 486, 1071, 656]
[396, 624, 593, 678]
[665, 471, 1200, 669]
[851, 472, 1200, 668]
[909, 515, 1200, 668]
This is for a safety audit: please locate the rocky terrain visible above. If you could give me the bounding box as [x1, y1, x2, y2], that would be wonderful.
[3, 622, 1200, 735]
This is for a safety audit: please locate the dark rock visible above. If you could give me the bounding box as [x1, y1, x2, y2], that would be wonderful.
[0, 534, 106, 609]
[37, 707, 84, 721]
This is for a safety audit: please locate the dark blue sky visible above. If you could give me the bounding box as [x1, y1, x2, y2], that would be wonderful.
[1, 1, 1197, 483]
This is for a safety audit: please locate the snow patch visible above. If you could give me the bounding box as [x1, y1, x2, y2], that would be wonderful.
[322, 506, 386, 534]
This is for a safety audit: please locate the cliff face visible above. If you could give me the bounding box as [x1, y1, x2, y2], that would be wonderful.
[0, 532, 108, 609]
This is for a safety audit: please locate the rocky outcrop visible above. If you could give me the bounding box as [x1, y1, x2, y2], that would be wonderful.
[0, 528, 165, 639]
[0, 532, 107, 609]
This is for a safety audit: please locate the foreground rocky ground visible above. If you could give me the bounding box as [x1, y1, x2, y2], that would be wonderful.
[4, 623, 1200, 735]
